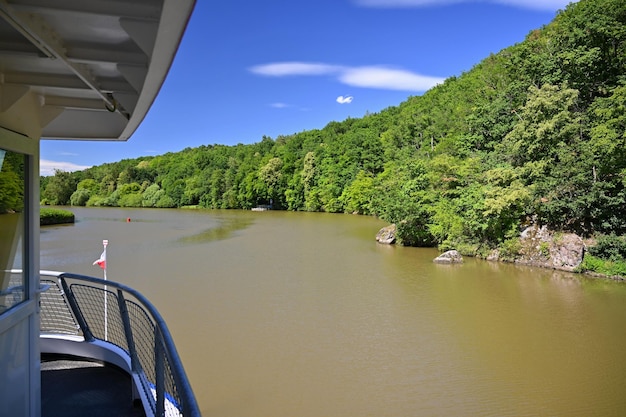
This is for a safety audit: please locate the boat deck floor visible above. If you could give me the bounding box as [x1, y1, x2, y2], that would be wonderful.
[41, 354, 145, 417]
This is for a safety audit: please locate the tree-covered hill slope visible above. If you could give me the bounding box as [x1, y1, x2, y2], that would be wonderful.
[42, 0, 626, 257]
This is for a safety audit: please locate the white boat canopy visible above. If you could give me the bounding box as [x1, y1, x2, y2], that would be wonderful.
[0, 2, 195, 415]
[0, 0, 195, 141]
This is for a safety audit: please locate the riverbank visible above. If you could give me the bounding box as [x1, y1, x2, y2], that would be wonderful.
[377, 222, 626, 282]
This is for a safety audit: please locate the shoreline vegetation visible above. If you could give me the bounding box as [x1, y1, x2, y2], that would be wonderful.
[38, 1, 626, 281]
[40, 207, 74, 226]
[376, 221, 626, 281]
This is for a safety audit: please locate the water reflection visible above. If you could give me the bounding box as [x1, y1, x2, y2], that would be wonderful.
[0, 149, 25, 313]
[176, 216, 254, 245]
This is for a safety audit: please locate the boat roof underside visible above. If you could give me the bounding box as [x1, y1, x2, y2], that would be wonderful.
[0, 0, 194, 141]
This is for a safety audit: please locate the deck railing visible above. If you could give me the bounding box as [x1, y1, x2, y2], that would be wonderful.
[39, 271, 201, 417]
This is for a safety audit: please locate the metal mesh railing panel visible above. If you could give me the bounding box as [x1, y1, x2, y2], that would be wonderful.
[127, 299, 158, 413]
[70, 284, 129, 352]
[36, 272, 199, 416]
[162, 344, 183, 414]
[126, 299, 156, 374]
[126, 299, 183, 415]
[40, 279, 80, 336]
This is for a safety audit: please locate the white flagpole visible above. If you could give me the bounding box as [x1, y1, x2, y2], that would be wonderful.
[102, 239, 108, 341]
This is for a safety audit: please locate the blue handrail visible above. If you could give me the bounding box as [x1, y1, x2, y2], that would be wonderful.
[39, 271, 201, 417]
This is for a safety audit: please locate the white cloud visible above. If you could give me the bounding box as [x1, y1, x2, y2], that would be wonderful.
[496, 0, 578, 10]
[270, 102, 290, 108]
[269, 102, 313, 111]
[40, 159, 91, 176]
[249, 62, 342, 77]
[340, 67, 444, 92]
[250, 61, 443, 92]
[336, 95, 354, 104]
[353, 0, 577, 11]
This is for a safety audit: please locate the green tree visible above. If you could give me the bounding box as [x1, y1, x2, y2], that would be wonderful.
[301, 151, 320, 211]
[339, 170, 374, 215]
[69, 178, 98, 206]
[42, 170, 77, 205]
[371, 160, 435, 246]
[498, 83, 589, 232]
[117, 183, 142, 207]
[141, 184, 163, 207]
[258, 157, 284, 207]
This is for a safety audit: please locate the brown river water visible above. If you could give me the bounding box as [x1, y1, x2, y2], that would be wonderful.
[40, 207, 626, 417]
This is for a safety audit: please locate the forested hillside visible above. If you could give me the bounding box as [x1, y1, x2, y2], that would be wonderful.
[42, 0, 626, 259]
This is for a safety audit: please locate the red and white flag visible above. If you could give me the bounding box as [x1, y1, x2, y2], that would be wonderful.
[93, 250, 106, 269]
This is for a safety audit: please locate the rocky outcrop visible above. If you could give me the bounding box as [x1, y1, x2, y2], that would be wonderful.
[374, 222, 586, 274]
[376, 224, 397, 244]
[486, 249, 500, 262]
[434, 250, 463, 264]
[516, 224, 585, 272]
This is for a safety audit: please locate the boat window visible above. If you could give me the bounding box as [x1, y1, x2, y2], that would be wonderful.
[0, 149, 25, 315]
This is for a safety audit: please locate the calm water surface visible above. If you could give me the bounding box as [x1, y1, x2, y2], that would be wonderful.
[40, 207, 626, 417]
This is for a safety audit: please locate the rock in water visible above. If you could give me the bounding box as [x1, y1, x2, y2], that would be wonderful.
[376, 224, 397, 244]
[434, 250, 463, 264]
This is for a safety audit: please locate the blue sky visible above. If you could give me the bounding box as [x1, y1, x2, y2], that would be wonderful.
[40, 0, 577, 176]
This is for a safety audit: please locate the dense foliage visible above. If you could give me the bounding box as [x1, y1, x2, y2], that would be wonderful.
[42, 0, 626, 255]
[40, 207, 75, 226]
[577, 232, 626, 275]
